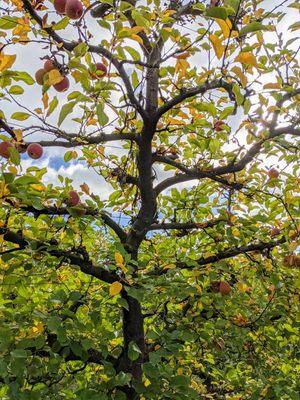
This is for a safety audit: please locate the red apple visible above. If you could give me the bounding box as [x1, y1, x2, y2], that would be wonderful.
[210, 0, 218, 6]
[78, 206, 86, 216]
[44, 59, 56, 72]
[74, 203, 86, 216]
[67, 190, 80, 206]
[91, 63, 107, 79]
[0, 141, 13, 159]
[54, 0, 67, 14]
[268, 168, 279, 179]
[27, 143, 43, 159]
[65, 0, 83, 19]
[210, 280, 220, 293]
[53, 76, 70, 92]
[219, 281, 231, 296]
[214, 120, 224, 132]
[283, 254, 300, 268]
[35, 68, 47, 85]
[270, 227, 281, 237]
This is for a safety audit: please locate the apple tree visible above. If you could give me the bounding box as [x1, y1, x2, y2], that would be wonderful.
[0, 0, 299, 399]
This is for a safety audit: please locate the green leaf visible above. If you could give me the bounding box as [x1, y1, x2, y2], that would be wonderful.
[74, 42, 88, 57]
[131, 10, 150, 27]
[47, 96, 58, 117]
[243, 98, 251, 114]
[3, 172, 15, 184]
[206, 7, 228, 20]
[232, 84, 244, 106]
[70, 341, 83, 357]
[124, 46, 140, 61]
[209, 138, 220, 153]
[97, 19, 111, 30]
[0, 17, 18, 29]
[58, 101, 76, 126]
[52, 16, 69, 30]
[128, 341, 141, 361]
[9, 85, 24, 95]
[11, 112, 30, 121]
[219, 106, 234, 120]
[224, 0, 240, 12]
[8, 146, 20, 165]
[15, 176, 40, 185]
[10, 349, 28, 359]
[12, 71, 35, 85]
[96, 104, 109, 126]
[289, 21, 300, 32]
[64, 150, 74, 162]
[47, 316, 61, 332]
[239, 22, 272, 37]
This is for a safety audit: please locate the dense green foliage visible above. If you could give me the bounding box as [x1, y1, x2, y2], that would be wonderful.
[0, 0, 299, 399]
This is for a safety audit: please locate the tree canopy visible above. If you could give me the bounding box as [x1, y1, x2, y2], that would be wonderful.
[0, 0, 299, 399]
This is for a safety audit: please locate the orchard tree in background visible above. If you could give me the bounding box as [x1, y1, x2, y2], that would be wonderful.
[0, 0, 299, 398]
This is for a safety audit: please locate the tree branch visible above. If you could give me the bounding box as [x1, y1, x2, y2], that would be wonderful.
[155, 172, 243, 195]
[156, 79, 234, 118]
[4, 202, 127, 243]
[0, 118, 17, 140]
[177, 237, 286, 269]
[149, 217, 226, 231]
[0, 228, 121, 284]
[26, 131, 137, 147]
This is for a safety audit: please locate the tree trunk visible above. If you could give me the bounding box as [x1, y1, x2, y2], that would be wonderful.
[117, 291, 145, 399]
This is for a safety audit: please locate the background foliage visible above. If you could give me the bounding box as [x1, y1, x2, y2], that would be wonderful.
[0, 0, 299, 399]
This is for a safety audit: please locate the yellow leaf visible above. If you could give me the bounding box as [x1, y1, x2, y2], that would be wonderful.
[0, 54, 16, 72]
[130, 34, 144, 45]
[237, 282, 248, 293]
[235, 52, 258, 68]
[260, 385, 270, 397]
[231, 66, 248, 87]
[175, 58, 189, 78]
[42, 92, 49, 109]
[163, 263, 176, 270]
[0, 182, 10, 199]
[115, 252, 128, 273]
[47, 69, 63, 86]
[8, 166, 18, 174]
[109, 281, 123, 296]
[231, 227, 240, 237]
[119, 26, 145, 36]
[13, 129, 23, 142]
[144, 378, 151, 387]
[11, 0, 23, 11]
[12, 18, 31, 37]
[215, 18, 232, 39]
[115, 252, 124, 266]
[209, 34, 224, 59]
[242, 15, 250, 24]
[87, 117, 97, 126]
[28, 322, 44, 337]
[175, 51, 190, 59]
[30, 184, 45, 191]
[71, 70, 82, 83]
[263, 82, 281, 89]
[166, 118, 186, 126]
[80, 183, 90, 195]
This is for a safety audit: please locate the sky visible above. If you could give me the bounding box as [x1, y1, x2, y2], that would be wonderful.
[0, 0, 299, 205]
